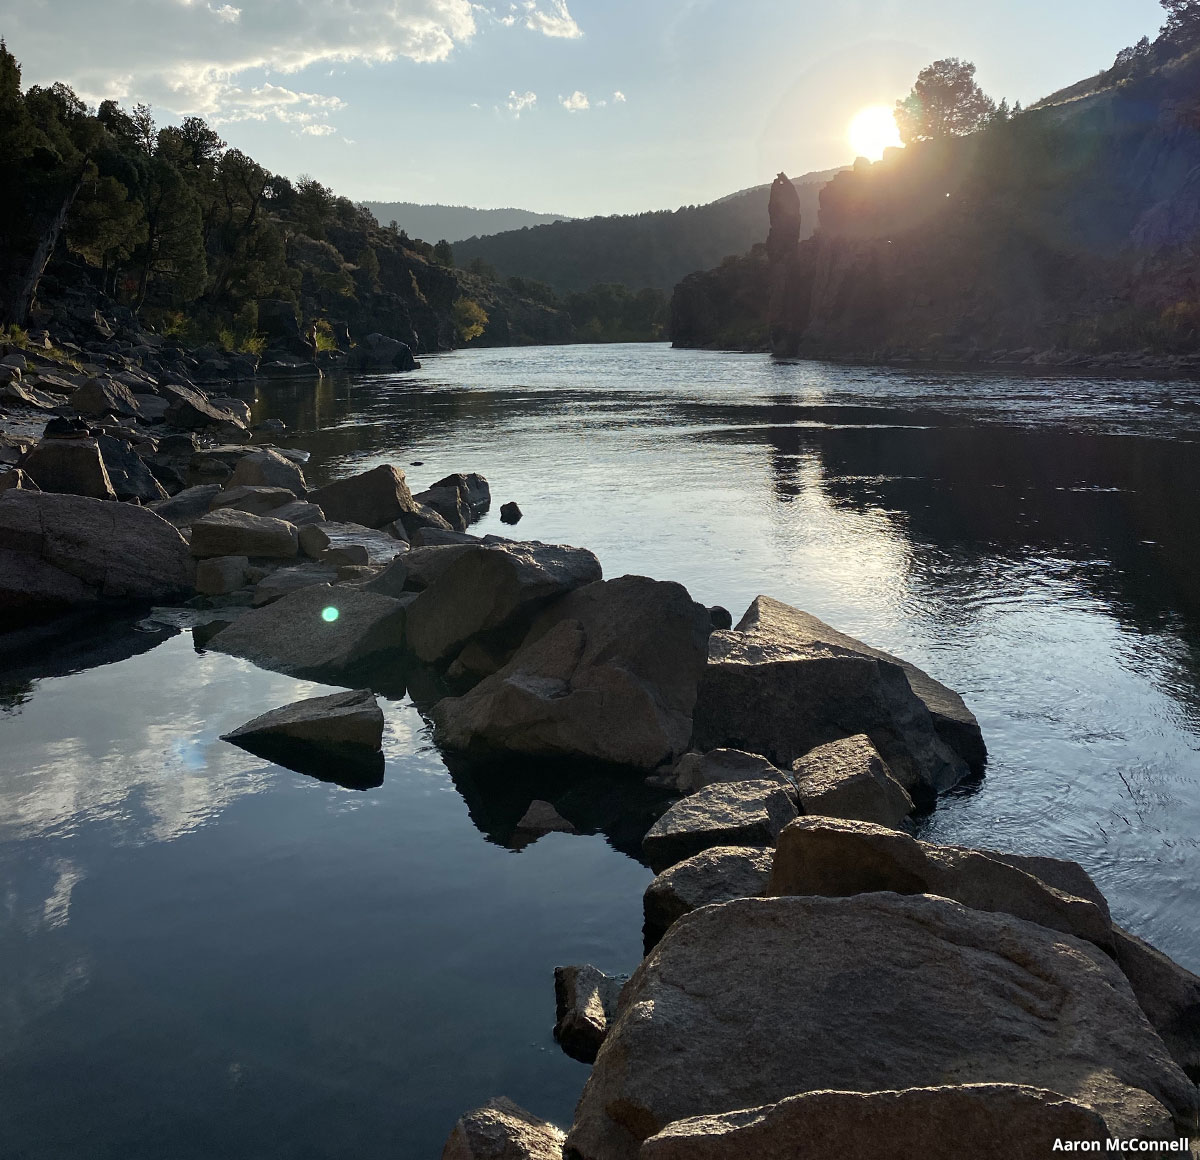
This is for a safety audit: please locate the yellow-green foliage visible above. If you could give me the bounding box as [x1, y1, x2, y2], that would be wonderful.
[313, 319, 339, 352]
[453, 296, 488, 343]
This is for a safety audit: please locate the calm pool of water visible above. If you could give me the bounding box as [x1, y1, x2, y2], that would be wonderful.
[2, 344, 1199, 1158]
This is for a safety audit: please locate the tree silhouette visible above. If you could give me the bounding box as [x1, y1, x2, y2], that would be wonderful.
[1161, 0, 1200, 42]
[895, 59, 996, 143]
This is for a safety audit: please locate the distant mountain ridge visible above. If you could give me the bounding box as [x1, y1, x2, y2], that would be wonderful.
[451, 168, 846, 293]
[357, 201, 571, 243]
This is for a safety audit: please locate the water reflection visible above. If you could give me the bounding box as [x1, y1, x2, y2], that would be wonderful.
[2, 345, 1200, 1158]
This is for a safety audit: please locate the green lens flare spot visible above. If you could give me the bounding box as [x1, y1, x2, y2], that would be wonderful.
[321, 606, 340, 623]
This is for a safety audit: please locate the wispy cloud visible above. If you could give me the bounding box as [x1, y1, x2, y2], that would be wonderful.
[523, 0, 581, 39]
[210, 3, 241, 22]
[301, 123, 337, 136]
[559, 90, 589, 112]
[613, 90, 626, 103]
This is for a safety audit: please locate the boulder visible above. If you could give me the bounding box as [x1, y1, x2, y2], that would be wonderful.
[767, 817, 1114, 949]
[190, 509, 298, 560]
[414, 485, 469, 531]
[132, 393, 169, 422]
[210, 485, 300, 516]
[738, 597, 986, 772]
[222, 688, 383, 752]
[263, 500, 325, 527]
[1, 380, 61, 410]
[432, 576, 713, 772]
[347, 332, 419, 372]
[306, 464, 415, 528]
[251, 563, 339, 606]
[68, 377, 142, 419]
[204, 583, 408, 681]
[20, 438, 116, 501]
[500, 501, 522, 524]
[400, 500, 455, 538]
[298, 521, 404, 567]
[225, 448, 306, 496]
[396, 543, 477, 590]
[642, 780, 797, 873]
[553, 964, 625, 1064]
[0, 490, 192, 619]
[707, 604, 733, 630]
[431, 472, 490, 515]
[515, 799, 575, 834]
[405, 541, 603, 664]
[195, 555, 249, 597]
[638, 1084, 1111, 1160]
[1112, 925, 1200, 1078]
[791, 733, 914, 827]
[691, 596, 970, 796]
[94, 435, 168, 504]
[441, 1098, 565, 1160]
[161, 383, 246, 431]
[643, 846, 773, 948]
[668, 748, 786, 794]
[149, 484, 222, 528]
[564, 894, 1198, 1160]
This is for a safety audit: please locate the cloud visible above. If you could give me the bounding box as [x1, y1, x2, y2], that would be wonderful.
[523, 0, 581, 39]
[301, 122, 337, 135]
[506, 89, 537, 117]
[210, 4, 241, 21]
[558, 90, 589, 112]
[613, 90, 626, 103]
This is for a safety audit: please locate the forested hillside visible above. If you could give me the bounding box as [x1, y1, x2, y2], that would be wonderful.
[0, 41, 568, 355]
[453, 170, 841, 294]
[673, 11, 1200, 365]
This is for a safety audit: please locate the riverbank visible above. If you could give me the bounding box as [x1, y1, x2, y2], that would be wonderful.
[2, 340, 1200, 1156]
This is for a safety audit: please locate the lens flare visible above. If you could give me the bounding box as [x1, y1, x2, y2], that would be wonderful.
[322, 606, 340, 623]
[848, 105, 904, 161]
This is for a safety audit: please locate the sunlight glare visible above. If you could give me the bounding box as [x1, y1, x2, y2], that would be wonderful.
[848, 105, 904, 161]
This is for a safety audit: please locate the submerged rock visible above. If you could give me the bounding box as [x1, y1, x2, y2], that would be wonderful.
[204, 583, 407, 682]
[642, 779, 797, 872]
[565, 894, 1197, 1159]
[499, 501, 522, 524]
[432, 575, 712, 772]
[441, 1097, 564, 1160]
[639, 1084, 1111, 1160]
[553, 964, 625, 1064]
[223, 688, 384, 751]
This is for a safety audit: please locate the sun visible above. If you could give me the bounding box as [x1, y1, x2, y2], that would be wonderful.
[848, 105, 904, 161]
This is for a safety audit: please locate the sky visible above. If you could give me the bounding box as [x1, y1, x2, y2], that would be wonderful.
[1, 0, 1169, 217]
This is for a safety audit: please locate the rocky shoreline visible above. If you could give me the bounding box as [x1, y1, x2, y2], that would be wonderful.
[1, 334, 1198, 1158]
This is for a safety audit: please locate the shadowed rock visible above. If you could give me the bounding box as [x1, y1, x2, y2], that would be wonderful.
[225, 448, 307, 495]
[190, 509, 298, 560]
[223, 688, 383, 756]
[307, 464, 416, 528]
[20, 438, 116, 501]
[553, 964, 625, 1063]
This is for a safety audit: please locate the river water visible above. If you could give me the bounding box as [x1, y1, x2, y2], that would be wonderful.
[2, 343, 1199, 1157]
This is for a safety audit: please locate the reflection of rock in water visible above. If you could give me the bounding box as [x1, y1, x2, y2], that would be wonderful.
[443, 752, 675, 861]
[222, 733, 386, 790]
[0, 609, 180, 693]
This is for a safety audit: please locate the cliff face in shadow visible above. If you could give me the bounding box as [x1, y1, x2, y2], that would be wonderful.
[672, 46, 1200, 363]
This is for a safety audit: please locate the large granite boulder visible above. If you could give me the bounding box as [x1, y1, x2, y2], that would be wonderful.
[405, 541, 602, 664]
[642, 780, 797, 873]
[564, 894, 1198, 1159]
[744, 597, 985, 770]
[94, 435, 169, 504]
[666, 748, 784, 794]
[790, 733, 914, 827]
[691, 596, 970, 796]
[432, 576, 712, 771]
[413, 485, 469, 531]
[20, 438, 117, 501]
[0, 490, 192, 621]
[638, 1084, 1111, 1160]
[225, 448, 306, 496]
[643, 846, 773, 948]
[441, 1098, 564, 1160]
[68, 377, 142, 419]
[160, 383, 247, 432]
[306, 464, 415, 528]
[767, 816, 1114, 949]
[204, 583, 407, 681]
[347, 332, 419, 373]
[190, 509, 298, 560]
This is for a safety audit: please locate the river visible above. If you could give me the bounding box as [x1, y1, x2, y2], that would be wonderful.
[2, 343, 1199, 1157]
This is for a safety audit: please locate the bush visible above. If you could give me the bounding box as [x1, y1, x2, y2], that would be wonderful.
[453, 297, 488, 342]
